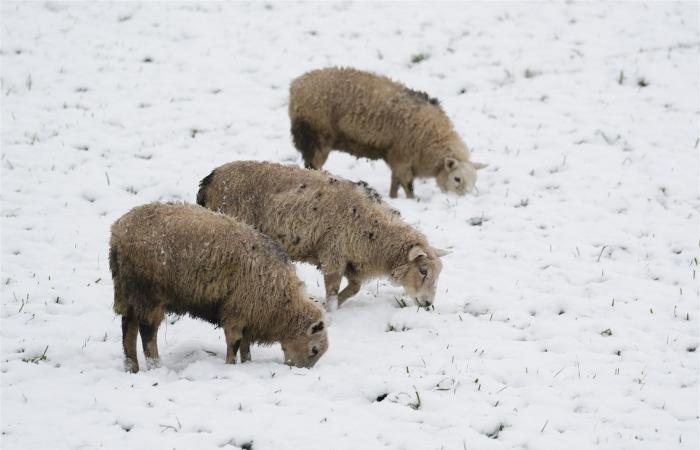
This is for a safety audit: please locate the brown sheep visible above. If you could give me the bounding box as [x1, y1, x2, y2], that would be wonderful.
[197, 161, 448, 311]
[109, 202, 328, 373]
[288, 67, 487, 199]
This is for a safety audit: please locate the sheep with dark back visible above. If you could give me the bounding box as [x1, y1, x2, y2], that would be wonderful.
[289, 67, 487, 198]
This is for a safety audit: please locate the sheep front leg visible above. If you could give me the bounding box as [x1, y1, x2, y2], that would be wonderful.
[323, 272, 342, 312]
[224, 323, 244, 364]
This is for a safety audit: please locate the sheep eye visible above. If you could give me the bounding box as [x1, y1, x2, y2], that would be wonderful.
[311, 346, 319, 356]
[453, 177, 461, 183]
[419, 267, 428, 277]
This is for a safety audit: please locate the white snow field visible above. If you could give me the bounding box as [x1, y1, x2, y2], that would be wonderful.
[2, 2, 698, 449]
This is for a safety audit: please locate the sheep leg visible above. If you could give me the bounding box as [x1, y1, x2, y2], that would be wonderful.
[398, 175, 415, 199]
[292, 119, 329, 169]
[390, 168, 414, 198]
[404, 179, 415, 198]
[224, 323, 244, 364]
[309, 146, 331, 169]
[139, 307, 164, 370]
[338, 277, 362, 307]
[240, 329, 252, 363]
[389, 174, 400, 198]
[121, 307, 139, 373]
[323, 272, 342, 312]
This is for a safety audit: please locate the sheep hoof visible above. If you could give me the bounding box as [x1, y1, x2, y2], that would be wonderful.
[124, 359, 139, 373]
[145, 357, 161, 370]
[325, 295, 338, 313]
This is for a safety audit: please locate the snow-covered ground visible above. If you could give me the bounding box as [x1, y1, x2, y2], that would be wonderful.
[2, 2, 698, 449]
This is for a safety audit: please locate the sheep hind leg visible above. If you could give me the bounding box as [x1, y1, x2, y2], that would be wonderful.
[121, 306, 139, 373]
[338, 277, 362, 308]
[402, 179, 415, 199]
[223, 322, 244, 364]
[389, 174, 400, 198]
[309, 146, 332, 170]
[139, 306, 164, 370]
[323, 272, 342, 312]
[292, 119, 328, 169]
[240, 329, 252, 363]
[390, 168, 415, 199]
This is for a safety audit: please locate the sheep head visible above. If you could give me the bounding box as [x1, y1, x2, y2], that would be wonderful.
[281, 318, 329, 368]
[391, 245, 448, 307]
[436, 157, 487, 195]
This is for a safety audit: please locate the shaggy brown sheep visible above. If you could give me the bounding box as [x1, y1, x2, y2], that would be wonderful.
[197, 161, 448, 311]
[109, 202, 328, 372]
[289, 67, 487, 198]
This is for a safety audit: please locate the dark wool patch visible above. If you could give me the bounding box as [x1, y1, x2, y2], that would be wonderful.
[259, 233, 290, 263]
[138, 320, 158, 342]
[171, 300, 223, 325]
[405, 87, 440, 107]
[109, 247, 119, 278]
[291, 119, 321, 167]
[354, 180, 383, 203]
[196, 170, 216, 206]
[345, 261, 357, 276]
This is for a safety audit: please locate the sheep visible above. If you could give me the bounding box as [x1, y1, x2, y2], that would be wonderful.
[109, 202, 328, 373]
[197, 161, 448, 311]
[288, 67, 487, 199]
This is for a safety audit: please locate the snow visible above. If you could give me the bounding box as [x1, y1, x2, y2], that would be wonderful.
[2, 2, 698, 449]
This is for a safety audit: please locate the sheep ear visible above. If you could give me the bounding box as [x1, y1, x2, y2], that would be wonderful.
[309, 320, 325, 334]
[408, 246, 427, 261]
[444, 157, 458, 170]
[434, 248, 451, 257]
[473, 162, 488, 170]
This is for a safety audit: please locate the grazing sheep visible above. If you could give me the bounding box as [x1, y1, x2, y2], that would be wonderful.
[197, 161, 448, 311]
[109, 202, 328, 373]
[289, 67, 487, 199]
